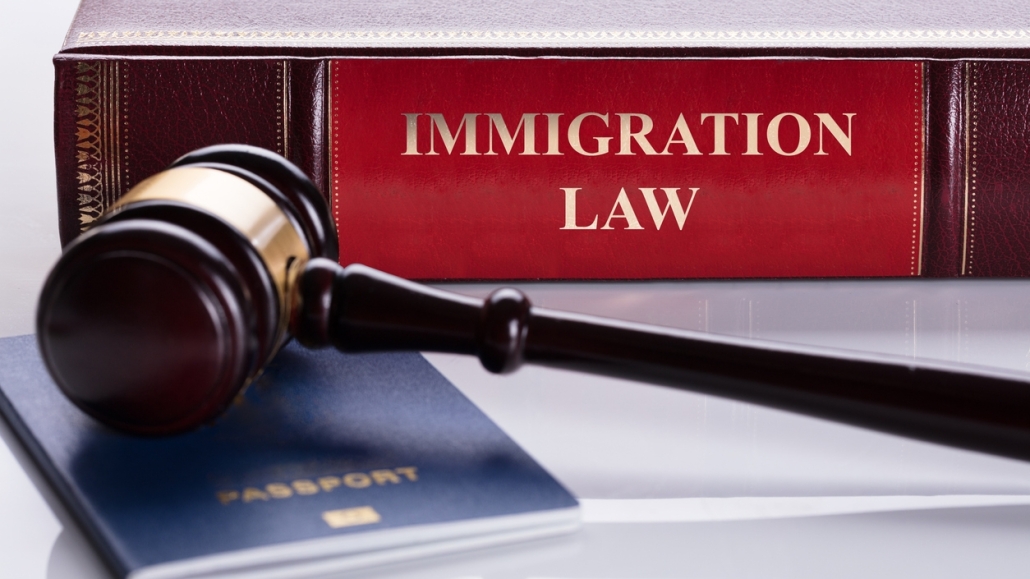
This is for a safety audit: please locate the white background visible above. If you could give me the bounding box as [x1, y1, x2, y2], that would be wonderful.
[1, 1, 80, 576]
[4, 2, 1030, 578]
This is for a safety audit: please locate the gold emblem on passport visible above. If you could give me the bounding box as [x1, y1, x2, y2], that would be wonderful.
[322, 506, 382, 529]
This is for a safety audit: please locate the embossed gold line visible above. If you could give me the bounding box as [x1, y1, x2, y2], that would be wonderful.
[275, 63, 283, 156]
[100, 61, 108, 211]
[112, 61, 122, 208]
[960, 62, 971, 276]
[98, 61, 107, 213]
[328, 60, 336, 216]
[103, 61, 115, 212]
[916, 61, 926, 276]
[282, 60, 290, 159]
[969, 65, 979, 275]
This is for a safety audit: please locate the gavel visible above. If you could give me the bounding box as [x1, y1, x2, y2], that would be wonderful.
[36, 145, 1030, 461]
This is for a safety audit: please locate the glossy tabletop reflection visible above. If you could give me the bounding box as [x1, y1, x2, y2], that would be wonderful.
[4, 2, 1030, 578]
[430, 280, 1030, 499]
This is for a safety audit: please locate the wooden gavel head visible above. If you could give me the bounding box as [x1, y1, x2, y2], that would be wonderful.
[37, 145, 338, 435]
[36, 146, 1030, 463]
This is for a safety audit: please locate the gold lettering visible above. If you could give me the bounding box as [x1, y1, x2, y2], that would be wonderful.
[660, 114, 701, 155]
[743, 113, 763, 155]
[220, 466, 420, 506]
[216, 490, 240, 505]
[242, 487, 269, 502]
[601, 188, 644, 230]
[266, 483, 293, 499]
[640, 187, 699, 230]
[568, 112, 611, 156]
[544, 113, 563, 155]
[814, 113, 855, 155]
[407, 111, 847, 159]
[318, 476, 342, 492]
[486, 113, 538, 155]
[292, 479, 320, 495]
[767, 112, 812, 156]
[343, 472, 372, 489]
[371, 469, 402, 485]
[427, 113, 480, 155]
[402, 113, 420, 155]
[395, 466, 419, 481]
[560, 188, 598, 230]
[617, 113, 659, 155]
[701, 113, 739, 155]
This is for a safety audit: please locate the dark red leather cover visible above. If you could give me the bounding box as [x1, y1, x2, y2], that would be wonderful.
[963, 61, 1030, 277]
[54, 57, 309, 245]
[331, 59, 924, 279]
[922, 60, 965, 277]
[52, 0, 1030, 278]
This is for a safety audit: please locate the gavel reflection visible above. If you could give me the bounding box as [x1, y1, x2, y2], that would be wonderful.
[36, 145, 1030, 461]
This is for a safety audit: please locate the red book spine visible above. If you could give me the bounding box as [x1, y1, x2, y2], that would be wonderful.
[52, 55, 1030, 279]
[332, 59, 924, 279]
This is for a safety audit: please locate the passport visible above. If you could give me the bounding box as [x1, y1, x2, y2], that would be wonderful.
[0, 335, 579, 578]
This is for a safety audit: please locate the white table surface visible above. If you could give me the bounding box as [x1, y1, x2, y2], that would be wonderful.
[4, 2, 1030, 578]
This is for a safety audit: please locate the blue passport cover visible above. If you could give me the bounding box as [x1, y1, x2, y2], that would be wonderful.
[0, 335, 578, 577]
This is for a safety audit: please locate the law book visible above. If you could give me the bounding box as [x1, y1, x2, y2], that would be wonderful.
[54, 0, 1030, 279]
[0, 335, 579, 579]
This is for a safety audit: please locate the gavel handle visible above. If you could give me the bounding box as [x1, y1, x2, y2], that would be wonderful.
[293, 259, 1030, 462]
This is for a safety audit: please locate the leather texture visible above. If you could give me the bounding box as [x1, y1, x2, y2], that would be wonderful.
[922, 60, 965, 277]
[965, 61, 1030, 277]
[288, 60, 327, 195]
[52, 0, 1030, 278]
[55, 57, 292, 245]
[331, 59, 923, 279]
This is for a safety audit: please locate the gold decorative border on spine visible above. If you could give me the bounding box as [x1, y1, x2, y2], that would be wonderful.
[962, 62, 978, 275]
[73, 62, 103, 229]
[276, 60, 290, 158]
[330, 60, 339, 220]
[74, 61, 123, 232]
[912, 61, 926, 276]
[71, 28, 1030, 46]
[122, 63, 131, 194]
